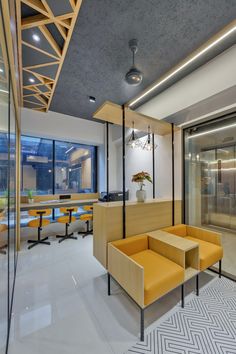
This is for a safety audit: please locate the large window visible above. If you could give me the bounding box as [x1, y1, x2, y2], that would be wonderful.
[21, 136, 53, 195]
[21, 136, 97, 195]
[55, 141, 96, 194]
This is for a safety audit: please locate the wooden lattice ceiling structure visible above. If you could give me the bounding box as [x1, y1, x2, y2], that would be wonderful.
[17, 0, 82, 112]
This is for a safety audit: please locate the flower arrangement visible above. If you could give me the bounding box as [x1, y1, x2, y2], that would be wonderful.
[132, 171, 152, 191]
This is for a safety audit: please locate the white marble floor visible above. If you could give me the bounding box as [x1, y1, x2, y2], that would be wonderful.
[8, 222, 215, 354]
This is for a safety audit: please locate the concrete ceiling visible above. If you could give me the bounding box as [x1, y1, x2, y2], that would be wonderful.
[47, 0, 236, 121]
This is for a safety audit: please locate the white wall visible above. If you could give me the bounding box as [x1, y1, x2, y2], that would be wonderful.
[109, 124, 181, 200]
[138, 45, 236, 120]
[21, 108, 104, 145]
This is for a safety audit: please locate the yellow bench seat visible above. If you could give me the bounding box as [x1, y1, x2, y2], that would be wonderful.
[130, 249, 184, 306]
[185, 236, 223, 270]
[162, 224, 223, 271]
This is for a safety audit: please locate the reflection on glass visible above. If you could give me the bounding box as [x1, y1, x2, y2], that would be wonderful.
[55, 141, 96, 194]
[0, 7, 9, 352]
[185, 116, 236, 277]
[21, 136, 53, 195]
[9, 84, 16, 309]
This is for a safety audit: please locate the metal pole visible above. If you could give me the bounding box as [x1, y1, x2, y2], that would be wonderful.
[106, 122, 109, 201]
[196, 274, 199, 296]
[182, 129, 185, 224]
[152, 133, 155, 199]
[171, 123, 175, 226]
[181, 284, 185, 308]
[140, 308, 144, 341]
[52, 140, 55, 220]
[122, 105, 126, 239]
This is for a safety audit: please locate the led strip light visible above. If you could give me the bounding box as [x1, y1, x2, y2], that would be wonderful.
[128, 23, 236, 108]
[187, 122, 236, 139]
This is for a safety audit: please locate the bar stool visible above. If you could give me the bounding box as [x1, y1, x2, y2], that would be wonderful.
[57, 207, 77, 243]
[28, 209, 51, 249]
[78, 205, 93, 238]
[0, 224, 7, 254]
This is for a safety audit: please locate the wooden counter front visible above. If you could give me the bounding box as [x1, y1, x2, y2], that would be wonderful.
[93, 198, 182, 268]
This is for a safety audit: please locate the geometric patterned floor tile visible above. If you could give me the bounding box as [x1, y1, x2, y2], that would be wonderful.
[126, 277, 236, 354]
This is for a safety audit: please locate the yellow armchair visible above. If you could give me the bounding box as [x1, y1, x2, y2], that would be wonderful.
[108, 234, 185, 341]
[162, 224, 223, 274]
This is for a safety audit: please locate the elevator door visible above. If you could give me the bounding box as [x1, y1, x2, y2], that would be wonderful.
[202, 145, 236, 230]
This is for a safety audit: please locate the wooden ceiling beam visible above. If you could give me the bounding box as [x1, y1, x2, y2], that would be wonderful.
[55, 23, 67, 40]
[38, 25, 62, 57]
[69, 0, 76, 11]
[23, 68, 45, 84]
[22, 12, 74, 30]
[46, 1, 82, 111]
[21, 0, 49, 17]
[22, 14, 52, 29]
[56, 18, 71, 29]
[35, 93, 48, 105]
[19, 0, 82, 112]
[40, 0, 68, 41]
[40, 0, 53, 16]
[22, 40, 60, 60]
[23, 98, 45, 106]
[23, 61, 60, 70]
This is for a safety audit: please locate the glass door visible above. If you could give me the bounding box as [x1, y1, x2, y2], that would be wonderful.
[184, 115, 236, 278]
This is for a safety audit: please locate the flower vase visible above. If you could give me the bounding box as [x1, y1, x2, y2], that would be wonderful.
[136, 189, 146, 202]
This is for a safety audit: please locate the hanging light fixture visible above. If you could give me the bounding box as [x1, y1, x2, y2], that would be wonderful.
[126, 121, 142, 149]
[142, 126, 157, 151]
[125, 39, 143, 86]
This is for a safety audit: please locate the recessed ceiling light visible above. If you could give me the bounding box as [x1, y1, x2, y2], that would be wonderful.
[0, 68, 3, 73]
[89, 96, 96, 103]
[29, 77, 35, 83]
[32, 34, 40, 42]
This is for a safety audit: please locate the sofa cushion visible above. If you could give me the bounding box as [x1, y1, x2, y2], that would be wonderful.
[111, 235, 148, 256]
[185, 236, 223, 270]
[130, 249, 184, 306]
[162, 224, 187, 237]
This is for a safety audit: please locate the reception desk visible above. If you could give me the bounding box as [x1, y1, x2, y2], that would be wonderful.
[93, 198, 182, 268]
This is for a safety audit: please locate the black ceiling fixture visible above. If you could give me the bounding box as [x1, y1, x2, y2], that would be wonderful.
[89, 96, 96, 103]
[125, 39, 143, 86]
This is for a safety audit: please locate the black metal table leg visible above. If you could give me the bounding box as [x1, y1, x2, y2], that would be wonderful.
[108, 273, 111, 296]
[196, 274, 199, 296]
[181, 284, 185, 308]
[219, 260, 222, 278]
[140, 308, 144, 342]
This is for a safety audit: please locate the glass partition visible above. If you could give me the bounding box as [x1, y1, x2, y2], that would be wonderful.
[0, 5, 9, 352]
[184, 115, 236, 278]
[8, 84, 16, 313]
[0, 4, 18, 352]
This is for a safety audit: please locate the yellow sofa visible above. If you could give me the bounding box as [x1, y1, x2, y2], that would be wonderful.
[108, 234, 185, 341]
[162, 224, 223, 274]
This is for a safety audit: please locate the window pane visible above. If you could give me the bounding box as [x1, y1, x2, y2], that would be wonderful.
[21, 136, 53, 195]
[55, 141, 96, 194]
